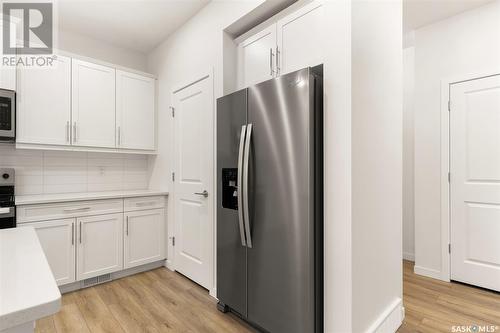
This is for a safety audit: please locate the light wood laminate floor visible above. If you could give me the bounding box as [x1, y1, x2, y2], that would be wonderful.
[36, 261, 500, 332]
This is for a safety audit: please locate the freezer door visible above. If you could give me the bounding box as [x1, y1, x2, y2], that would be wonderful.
[216, 89, 248, 316]
[247, 68, 317, 333]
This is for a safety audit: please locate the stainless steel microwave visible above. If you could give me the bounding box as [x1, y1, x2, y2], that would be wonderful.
[0, 89, 15, 141]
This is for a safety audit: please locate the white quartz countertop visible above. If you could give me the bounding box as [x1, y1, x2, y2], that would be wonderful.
[0, 227, 61, 331]
[16, 189, 169, 205]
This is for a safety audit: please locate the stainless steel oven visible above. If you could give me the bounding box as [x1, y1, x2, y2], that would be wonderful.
[0, 169, 15, 229]
[0, 89, 15, 141]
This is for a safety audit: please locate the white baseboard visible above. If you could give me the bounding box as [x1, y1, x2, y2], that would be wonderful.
[414, 265, 448, 281]
[403, 252, 415, 261]
[365, 298, 403, 333]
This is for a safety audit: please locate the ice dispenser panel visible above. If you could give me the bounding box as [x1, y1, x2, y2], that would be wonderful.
[222, 168, 238, 210]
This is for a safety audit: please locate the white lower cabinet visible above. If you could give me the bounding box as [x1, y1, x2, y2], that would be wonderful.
[20, 219, 76, 286]
[124, 209, 165, 269]
[76, 213, 123, 280]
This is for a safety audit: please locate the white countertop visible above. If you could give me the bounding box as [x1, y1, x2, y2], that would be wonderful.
[0, 227, 61, 331]
[16, 189, 169, 205]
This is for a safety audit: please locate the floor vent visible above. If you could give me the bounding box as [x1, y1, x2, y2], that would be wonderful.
[82, 274, 113, 288]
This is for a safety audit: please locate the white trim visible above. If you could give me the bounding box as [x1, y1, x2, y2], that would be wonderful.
[414, 265, 443, 281]
[364, 298, 403, 333]
[440, 68, 500, 283]
[403, 252, 415, 262]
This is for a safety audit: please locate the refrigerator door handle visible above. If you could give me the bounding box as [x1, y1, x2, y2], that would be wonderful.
[243, 123, 253, 248]
[237, 125, 247, 247]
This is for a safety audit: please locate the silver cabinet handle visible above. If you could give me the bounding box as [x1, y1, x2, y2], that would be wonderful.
[79, 222, 82, 244]
[269, 48, 275, 76]
[136, 201, 155, 207]
[243, 123, 253, 248]
[66, 121, 70, 142]
[71, 222, 74, 245]
[117, 126, 121, 146]
[276, 46, 280, 76]
[126, 216, 129, 236]
[73, 122, 77, 142]
[63, 207, 91, 213]
[237, 125, 247, 247]
[194, 190, 209, 198]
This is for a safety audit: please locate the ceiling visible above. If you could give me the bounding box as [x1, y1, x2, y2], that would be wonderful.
[56, 0, 209, 54]
[403, 0, 496, 32]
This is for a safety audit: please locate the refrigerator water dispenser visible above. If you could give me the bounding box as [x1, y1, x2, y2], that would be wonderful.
[222, 168, 238, 210]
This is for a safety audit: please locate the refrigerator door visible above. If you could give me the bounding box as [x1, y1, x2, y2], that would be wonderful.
[216, 89, 248, 317]
[246, 68, 316, 333]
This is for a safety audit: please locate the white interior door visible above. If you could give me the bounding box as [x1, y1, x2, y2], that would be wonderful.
[237, 25, 277, 89]
[172, 75, 213, 289]
[451, 74, 500, 291]
[16, 55, 71, 145]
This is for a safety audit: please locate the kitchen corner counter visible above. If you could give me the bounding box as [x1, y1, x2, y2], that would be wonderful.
[0, 227, 61, 333]
[15, 190, 169, 206]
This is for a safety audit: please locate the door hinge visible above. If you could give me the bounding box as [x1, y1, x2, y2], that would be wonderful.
[448, 243, 451, 253]
[448, 100, 451, 112]
[170, 106, 175, 117]
[172, 237, 175, 246]
[172, 172, 175, 181]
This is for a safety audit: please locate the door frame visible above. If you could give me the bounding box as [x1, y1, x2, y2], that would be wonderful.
[170, 68, 216, 296]
[440, 69, 500, 282]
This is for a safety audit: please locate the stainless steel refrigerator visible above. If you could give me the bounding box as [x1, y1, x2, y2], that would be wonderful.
[216, 66, 323, 333]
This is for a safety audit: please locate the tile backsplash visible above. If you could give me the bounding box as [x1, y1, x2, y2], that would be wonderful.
[0, 145, 150, 195]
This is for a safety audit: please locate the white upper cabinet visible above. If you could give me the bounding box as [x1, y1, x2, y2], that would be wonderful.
[237, 25, 277, 88]
[0, 19, 16, 91]
[236, 1, 324, 88]
[116, 70, 155, 150]
[72, 59, 116, 148]
[17, 55, 71, 145]
[277, 1, 324, 75]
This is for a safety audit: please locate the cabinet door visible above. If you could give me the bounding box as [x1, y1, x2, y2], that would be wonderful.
[124, 209, 165, 269]
[0, 19, 16, 91]
[116, 70, 155, 150]
[72, 59, 116, 148]
[237, 25, 277, 89]
[17, 55, 71, 145]
[20, 219, 76, 286]
[277, 1, 324, 75]
[76, 213, 123, 280]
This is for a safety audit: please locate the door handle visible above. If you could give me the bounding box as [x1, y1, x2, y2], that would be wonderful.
[73, 122, 77, 142]
[71, 222, 74, 245]
[243, 123, 253, 248]
[79, 222, 82, 244]
[194, 190, 209, 198]
[269, 48, 275, 76]
[237, 125, 247, 247]
[66, 121, 70, 143]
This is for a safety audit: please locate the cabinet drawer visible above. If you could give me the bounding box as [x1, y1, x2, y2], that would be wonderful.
[17, 199, 123, 223]
[124, 196, 166, 212]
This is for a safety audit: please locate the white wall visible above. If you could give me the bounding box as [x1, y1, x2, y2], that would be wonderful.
[0, 145, 149, 195]
[58, 29, 148, 71]
[351, 1, 403, 332]
[403, 46, 415, 261]
[414, 0, 500, 279]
